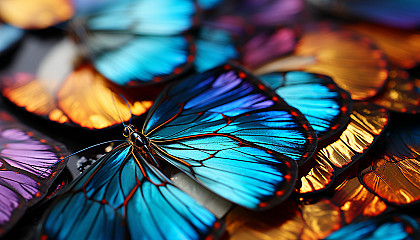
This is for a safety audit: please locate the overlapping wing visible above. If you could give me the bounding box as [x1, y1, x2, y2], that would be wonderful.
[0, 111, 68, 236]
[78, 0, 197, 85]
[40, 144, 220, 240]
[258, 71, 352, 140]
[144, 64, 317, 209]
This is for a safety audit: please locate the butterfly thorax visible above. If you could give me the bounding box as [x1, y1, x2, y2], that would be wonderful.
[123, 124, 160, 167]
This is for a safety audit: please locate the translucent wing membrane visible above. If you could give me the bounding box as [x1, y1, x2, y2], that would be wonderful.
[255, 26, 389, 100]
[143, 64, 317, 209]
[1, 35, 158, 129]
[298, 102, 389, 194]
[258, 71, 352, 140]
[41, 144, 221, 240]
[359, 120, 420, 206]
[0, 110, 68, 236]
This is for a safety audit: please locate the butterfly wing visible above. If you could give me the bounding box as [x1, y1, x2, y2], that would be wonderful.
[40, 143, 221, 240]
[78, 0, 197, 85]
[358, 118, 420, 206]
[195, 26, 239, 72]
[298, 102, 389, 194]
[326, 214, 420, 240]
[258, 71, 352, 140]
[0, 110, 68, 236]
[0, 24, 23, 54]
[0, 0, 74, 29]
[143, 64, 317, 209]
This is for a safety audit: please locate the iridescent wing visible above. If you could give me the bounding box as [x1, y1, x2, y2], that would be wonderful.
[0, 110, 68, 236]
[346, 23, 420, 69]
[143, 64, 317, 209]
[40, 143, 221, 240]
[241, 27, 298, 69]
[326, 214, 420, 240]
[0, 23, 23, 55]
[258, 71, 352, 140]
[195, 26, 239, 73]
[370, 68, 420, 114]
[1, 35, 159, 129]
[0, 0, 74, 29]
[254, 25, 389, 100]
[358, 118, 420, 206]
[77, 0, 197, 85]
[298, 102, 389, 194]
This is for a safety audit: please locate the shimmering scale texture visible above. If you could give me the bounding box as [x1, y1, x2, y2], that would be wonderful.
[1, 36, 158, 130]
[242, 28, 297, 69]
[225, 198, 342, 240]
[258, 71, 352, 140]
[0, 0, 74, 29]
[0, 110, 67, 236]
[371, 69, 420, 114]
[331, 175, 388, 224]
[346, 23, 420, 69]
[41, 145, 220, 240]
[78, 0, 197, 85]
[308, 0, 420, 29]
[0, 24, 23, 54]
[195, 26, 239, 72]
[299, 102, 389, 194]
[326, 214, 420, 240]
[255, 26, 389, 100]
[143, 65, 318, 209]
[359, 121, 420, 205]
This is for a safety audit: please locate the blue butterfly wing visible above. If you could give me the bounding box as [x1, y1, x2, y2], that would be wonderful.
[83, 0, 197, 35]
[77, 0, 197, 85]
[40, 143, 220, 240]
[0, 24, 23, 54]
[258, 72, 352, 140]
[86, 34, 194, 85]
[143, 64, 317, 209]
[195, 27, 239, 72]
[326, 214, 420, 240]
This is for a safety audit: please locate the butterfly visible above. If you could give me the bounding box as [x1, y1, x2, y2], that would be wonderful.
[0, 109, 68, 237]
[39, 64, 317, 239]
[0, 23, 23, 56]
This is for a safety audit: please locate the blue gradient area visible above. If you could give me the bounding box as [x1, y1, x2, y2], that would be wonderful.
[195, 27, 238, 72]
[42, 144, 218, 239]
[196, 0, 223, 10]
[0, 24, 23, 53]
[326, 214, 419, 240]
[141, 65, 318, 209]
[259, 72, 351, 140]
[88, 34, 191, 84]
[85, 0, 196, 35]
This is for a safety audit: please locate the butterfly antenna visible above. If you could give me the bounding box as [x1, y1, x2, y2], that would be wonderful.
[37, 140, 126, 179]
[111, 91, 127, 127]
[119, 93, 133, 125]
